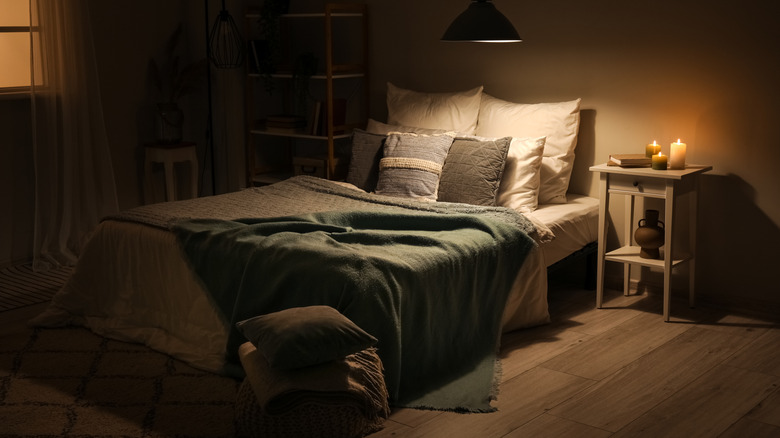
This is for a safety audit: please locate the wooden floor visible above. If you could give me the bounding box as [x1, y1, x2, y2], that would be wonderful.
[3, 275, 779, 437]
[368, 277, 780, 438]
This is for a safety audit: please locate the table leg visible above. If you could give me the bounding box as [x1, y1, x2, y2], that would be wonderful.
[164, 158, 175, 201]
[596, 173, 609, 309]
[663, 181, 675, 321]
[624, 195, 634, 296]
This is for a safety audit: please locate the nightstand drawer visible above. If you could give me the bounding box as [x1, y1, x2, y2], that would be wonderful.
[609, 174, 667, 196]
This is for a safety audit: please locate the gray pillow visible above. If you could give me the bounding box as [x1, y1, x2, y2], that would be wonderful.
[438, 137, 512, 206]
[346, 129, 386, 192]
[235, 306, 377, 370]
[375, 133, 454, 201]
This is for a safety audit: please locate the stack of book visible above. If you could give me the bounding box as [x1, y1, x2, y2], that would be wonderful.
[608, 154, 652, 167]
[265, 115, 306, 133]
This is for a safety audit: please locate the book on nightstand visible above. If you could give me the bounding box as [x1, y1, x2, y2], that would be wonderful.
[608, 154, 652, 167]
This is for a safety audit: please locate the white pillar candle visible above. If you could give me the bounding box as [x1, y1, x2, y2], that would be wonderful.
[670, 139, 686, 169]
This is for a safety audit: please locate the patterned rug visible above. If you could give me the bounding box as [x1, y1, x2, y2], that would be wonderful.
[0, 324, 240, 437]
[0, 263, 72, 312]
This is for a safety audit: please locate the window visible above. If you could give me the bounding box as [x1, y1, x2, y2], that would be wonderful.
[0, 0, 39, 93]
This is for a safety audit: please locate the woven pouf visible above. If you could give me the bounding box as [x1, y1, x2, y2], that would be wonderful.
[235, 378, 375, 438]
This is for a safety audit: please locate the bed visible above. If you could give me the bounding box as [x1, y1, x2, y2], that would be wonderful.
[32, 84, 598, 412]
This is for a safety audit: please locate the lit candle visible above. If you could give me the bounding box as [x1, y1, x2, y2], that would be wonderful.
[645, 140, 662, 158]
[652, 152, 667, 170]
[670, 139, 687, 169]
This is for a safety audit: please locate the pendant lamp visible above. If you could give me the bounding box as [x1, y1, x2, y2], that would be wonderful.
[441, 0, 522, 43]
[209, 0, 245, 68]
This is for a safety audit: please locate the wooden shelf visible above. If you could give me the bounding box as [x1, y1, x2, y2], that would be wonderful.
[245, 3, 368, 186]
[605, 246, 691, 269]
[249, 126, 352, 140]
[248, 71, 365, 80]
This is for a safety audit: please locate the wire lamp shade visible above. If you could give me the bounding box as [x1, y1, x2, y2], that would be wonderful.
[209, 0, 245, 68]
[441, 0, 521, 43]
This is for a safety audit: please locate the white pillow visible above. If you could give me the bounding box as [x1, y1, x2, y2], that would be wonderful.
[497, 136, 547, 213]
[386, 83, 483, 135]
[475, 94, 581, 204]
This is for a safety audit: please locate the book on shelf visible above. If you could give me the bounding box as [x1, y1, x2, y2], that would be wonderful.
[310, 101, 321, 135]
[265, 115, 306, 129]
[309, 99, 347, 136]
[608, 154, 651, 167]
[248, 40, 262, 74]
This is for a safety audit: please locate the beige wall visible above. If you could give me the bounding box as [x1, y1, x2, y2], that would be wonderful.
[364, 0, 780, 315]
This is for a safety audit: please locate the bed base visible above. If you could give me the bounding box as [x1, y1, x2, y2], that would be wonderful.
[546, 241, 597, 290]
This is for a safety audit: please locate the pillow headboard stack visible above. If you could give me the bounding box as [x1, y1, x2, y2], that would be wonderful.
[345, 82, 581, 215]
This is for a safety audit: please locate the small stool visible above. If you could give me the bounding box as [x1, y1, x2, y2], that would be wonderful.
[144, 141, 198, 202]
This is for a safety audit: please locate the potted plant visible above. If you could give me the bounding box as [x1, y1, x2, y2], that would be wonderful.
[148, 25, 207, 143]
[254, 0, 290, 92]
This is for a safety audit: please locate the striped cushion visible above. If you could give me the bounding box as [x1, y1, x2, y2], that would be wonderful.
[375, 132, 454, 201]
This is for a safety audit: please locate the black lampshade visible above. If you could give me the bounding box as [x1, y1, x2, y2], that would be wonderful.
[209, 1, 245, 68]
[441, 0, 521, 43]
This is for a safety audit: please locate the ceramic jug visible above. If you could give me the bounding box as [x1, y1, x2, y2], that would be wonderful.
[634, 209, 665, 259]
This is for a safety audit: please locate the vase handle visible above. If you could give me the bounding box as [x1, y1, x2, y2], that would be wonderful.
[657, 220, 664, 229]
[638, 219, 646, 227]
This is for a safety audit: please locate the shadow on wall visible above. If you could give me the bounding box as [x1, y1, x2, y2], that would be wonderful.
[568, 109, 596, 196]
[696, 173, 780, 317]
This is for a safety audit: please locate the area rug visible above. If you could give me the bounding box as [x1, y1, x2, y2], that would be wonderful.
[0, 324, 240, 437]
[0, 263, 72, 312]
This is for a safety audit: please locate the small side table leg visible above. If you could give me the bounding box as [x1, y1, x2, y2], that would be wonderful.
[596, 173, 609, 309]
[164, 158, 175, 201]
[190, 153, 199, 199]
[144, 157, 153, 204]
[624, 195, 634, 296]
[663, 182, 675, 322]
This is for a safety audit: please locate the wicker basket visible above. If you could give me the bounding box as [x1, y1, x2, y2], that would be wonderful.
[234, 379, 380, 438]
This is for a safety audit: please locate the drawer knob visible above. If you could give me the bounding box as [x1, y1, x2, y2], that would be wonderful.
[633, 181, 639, 187]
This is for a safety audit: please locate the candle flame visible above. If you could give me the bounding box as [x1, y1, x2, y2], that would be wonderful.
[658, 152, 664, 156]
[653, 140, 657, 146]
[677, 138, 681, 143]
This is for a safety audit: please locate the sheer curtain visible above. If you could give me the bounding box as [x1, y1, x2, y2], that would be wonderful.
[30, 0, 118, 270]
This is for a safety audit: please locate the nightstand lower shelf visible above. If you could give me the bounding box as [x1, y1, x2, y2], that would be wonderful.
[605, 246, 691, 269]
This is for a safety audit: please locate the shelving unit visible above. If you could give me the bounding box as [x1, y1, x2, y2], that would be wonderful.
[589, 163, 712, 321]
[245, 3, 368, 186]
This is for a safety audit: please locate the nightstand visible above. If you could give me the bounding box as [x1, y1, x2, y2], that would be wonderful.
[589, 163, 712, 321]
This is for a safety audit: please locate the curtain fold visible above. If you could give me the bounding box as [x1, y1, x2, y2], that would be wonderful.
[30, 0, 118, 270]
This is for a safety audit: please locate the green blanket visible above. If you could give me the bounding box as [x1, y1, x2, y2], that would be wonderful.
[173, 209, 534, 412]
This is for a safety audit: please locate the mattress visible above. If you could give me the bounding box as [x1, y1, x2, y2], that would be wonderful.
[528, 194, 600, 267]
[32, 177, 555, 375]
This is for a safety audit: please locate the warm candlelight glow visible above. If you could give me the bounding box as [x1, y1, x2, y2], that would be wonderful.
[645, 140, 662, 157]
[670, 139, 687, 169]
[651, 152, 667, 170]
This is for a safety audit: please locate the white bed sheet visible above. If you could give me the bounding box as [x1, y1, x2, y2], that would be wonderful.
[528, 194, 599, 267]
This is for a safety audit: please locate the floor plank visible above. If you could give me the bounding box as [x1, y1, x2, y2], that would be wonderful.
[549, 326, 748, 431]
[503, 413, 612, 438]
[372, 367, 593, 438]
[725, 328, 780, 377]
[718, 417, 780, 438]
[610, 364, 780, 438]
[745, 386, 780, 428]
[540, 310, 692, 380]
[499, 322, 593, 382]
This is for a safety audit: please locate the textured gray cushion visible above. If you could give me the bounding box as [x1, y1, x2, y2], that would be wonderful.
[236, 306, 378, 370]
[438, 137, 512, 206]
[346, 129, 386, 192]
[374, 133, 454, 201]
